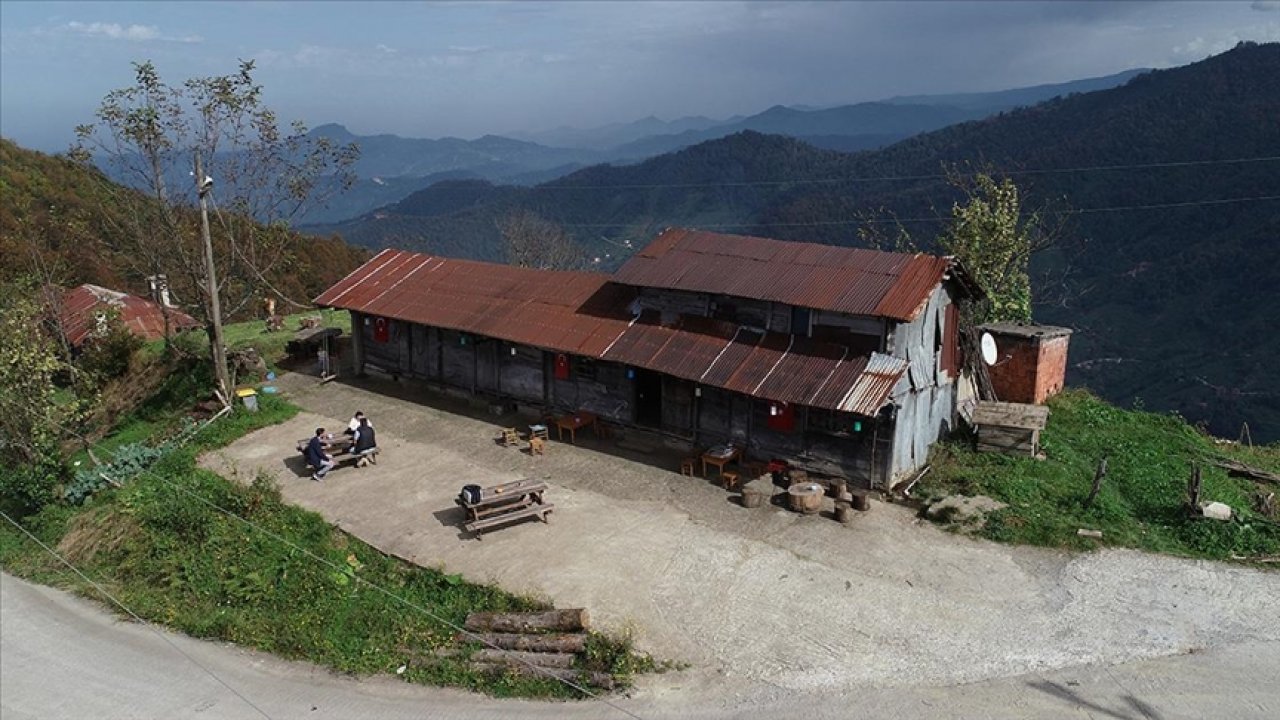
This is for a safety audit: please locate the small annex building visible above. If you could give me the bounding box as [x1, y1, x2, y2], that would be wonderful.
[57, 284, 199, 348]
[315, 228, 981, 489]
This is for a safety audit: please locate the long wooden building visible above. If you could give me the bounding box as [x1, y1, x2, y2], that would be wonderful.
[315, 228, 981, 489]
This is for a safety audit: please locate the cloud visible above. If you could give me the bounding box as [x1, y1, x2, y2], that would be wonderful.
[1252, 1, 1280, 12]
[62, 20, 202, 43]
[376, 44, 397, 54]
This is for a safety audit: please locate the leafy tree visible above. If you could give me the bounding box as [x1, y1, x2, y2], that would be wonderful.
[937, 172, 1061, 324]
[71, 60, 358, 402]
[0, 281, 84, 515]
[860, 171, 1062, 324]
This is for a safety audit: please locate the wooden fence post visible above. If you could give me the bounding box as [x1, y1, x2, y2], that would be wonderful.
[1187, 464, 1202, 512]
[1083, 455, 1108, 508]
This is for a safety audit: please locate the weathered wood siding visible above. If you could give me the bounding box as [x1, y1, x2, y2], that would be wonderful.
[360, 316, 402, 373]
[497, 343, 544, 403]
[636, 288, 799, 331]
[439, 329, 476, 390]
[811, 311, 885, 337]
[550, 358, 632, 421]
[635, 288, 708, 322]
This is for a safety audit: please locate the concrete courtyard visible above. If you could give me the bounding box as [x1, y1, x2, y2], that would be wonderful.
[201, 371, 1280, 703]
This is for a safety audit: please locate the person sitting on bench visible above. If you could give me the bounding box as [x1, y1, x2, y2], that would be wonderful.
[306, 428, 335, 482]
[351, 417, 378, 465]
[343, 411, 369, 436]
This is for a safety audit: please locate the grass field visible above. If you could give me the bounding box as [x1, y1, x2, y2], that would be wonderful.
[6, 314, 653, 698]
[919, 389, 1280, 562]
[144, 308, 351, 368]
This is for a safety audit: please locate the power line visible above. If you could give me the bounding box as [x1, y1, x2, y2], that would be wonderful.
[46, 415, 647, 720]
[522, 154, 1280, 191]
[554, 193, 1280, 229]
[0, 509, 275, 720]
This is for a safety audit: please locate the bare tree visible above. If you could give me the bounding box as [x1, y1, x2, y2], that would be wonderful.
[497, 210, 586, 270]
[71, 60, 358, 402]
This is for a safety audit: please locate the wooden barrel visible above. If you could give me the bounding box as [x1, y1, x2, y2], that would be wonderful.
[788, 483, 824, 514]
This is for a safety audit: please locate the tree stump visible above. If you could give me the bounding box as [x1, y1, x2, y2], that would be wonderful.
[835, 501, 852, 524]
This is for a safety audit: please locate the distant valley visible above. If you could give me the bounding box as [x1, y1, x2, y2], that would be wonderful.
[293, 68, 1145, 224]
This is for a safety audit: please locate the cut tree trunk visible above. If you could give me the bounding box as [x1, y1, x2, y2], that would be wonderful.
[458, 633, 588, 653]
[464, 609, 590, 634]
[471, 650, 577, 668]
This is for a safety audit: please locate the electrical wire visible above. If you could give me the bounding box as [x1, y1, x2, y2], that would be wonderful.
[518, 154, 1280, 191]
[0, 509, 275, 720]
[43, 415, 648, 720]
[551, 193, 1280, 229]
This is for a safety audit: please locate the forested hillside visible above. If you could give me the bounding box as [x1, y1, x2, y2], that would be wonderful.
[1, 139, 367, 317]
[317, 43, 1280, 441]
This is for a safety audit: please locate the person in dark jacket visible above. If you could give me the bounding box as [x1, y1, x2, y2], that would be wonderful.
[351, 417, 378, 465]
[305, 428, 335, 481]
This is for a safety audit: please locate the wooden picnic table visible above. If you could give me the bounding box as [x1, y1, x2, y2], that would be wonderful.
[296, 434, 353, 454]
[456, 478, 554, 537]
[702, 445, 742, 478]
[553, 411, 598, 444]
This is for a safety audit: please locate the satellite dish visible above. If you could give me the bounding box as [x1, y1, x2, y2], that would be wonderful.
[980, 332, 998, 366]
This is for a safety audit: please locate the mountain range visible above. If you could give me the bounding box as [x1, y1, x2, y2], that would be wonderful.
[309, 43, 1280, 442]
[292, 68, 1145, 223]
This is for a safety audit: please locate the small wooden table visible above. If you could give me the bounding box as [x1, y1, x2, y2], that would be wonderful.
[455, 478, 555, 537]
[701, 445, 742, 478]
[554, 411, 598, 444]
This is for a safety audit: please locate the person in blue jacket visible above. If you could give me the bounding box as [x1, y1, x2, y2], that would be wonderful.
[305, 427, 335, 481]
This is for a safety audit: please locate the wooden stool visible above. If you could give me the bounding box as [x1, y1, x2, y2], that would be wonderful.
[680, 458, 696, 476]
[721, 471, 741, 491]
[529, 437, 546, 456]
[500, 427, 520, 447]
[529, 424, 549, 441]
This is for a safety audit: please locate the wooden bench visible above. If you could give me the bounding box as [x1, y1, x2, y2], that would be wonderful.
[456, 478, 555, 538]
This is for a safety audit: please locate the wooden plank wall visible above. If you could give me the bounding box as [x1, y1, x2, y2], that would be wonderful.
[361, 317, 402, 372]
[498, 344, 544, 403]
[550, 359, 632, 421]
[439, 329, 476, 390]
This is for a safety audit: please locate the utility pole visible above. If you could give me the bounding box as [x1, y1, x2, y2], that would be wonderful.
[195, 152, 231, 405]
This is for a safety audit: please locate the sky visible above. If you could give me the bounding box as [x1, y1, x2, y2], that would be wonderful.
[2, 0, 1278, 151]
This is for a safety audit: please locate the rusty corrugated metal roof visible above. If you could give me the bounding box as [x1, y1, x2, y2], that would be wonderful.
[315, 249, 905, 416]
[613, 227, 957, 322]
[835, 353, 909, 416]
[58, 284, 199, 347]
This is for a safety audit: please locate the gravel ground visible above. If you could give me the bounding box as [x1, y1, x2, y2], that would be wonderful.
[197, 371, 1280, 697]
